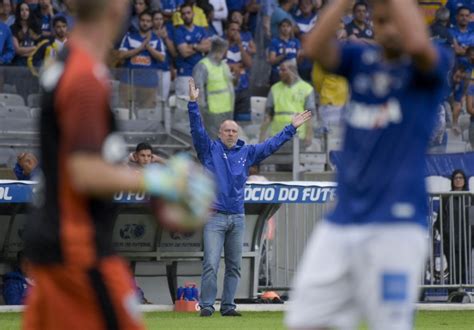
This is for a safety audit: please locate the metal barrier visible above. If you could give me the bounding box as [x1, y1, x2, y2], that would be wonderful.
[424, 192, 474, 302]
[258, 191, 474, 302]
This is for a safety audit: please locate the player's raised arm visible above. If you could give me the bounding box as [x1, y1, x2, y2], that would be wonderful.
[302, 0, 351, 71]
[386, 0, 438, 71]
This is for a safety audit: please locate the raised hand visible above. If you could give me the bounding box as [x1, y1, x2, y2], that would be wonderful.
[292, 110, 312, 129]
[189, 78, 199, 101]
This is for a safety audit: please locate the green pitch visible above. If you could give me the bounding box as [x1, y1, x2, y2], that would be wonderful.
[1, 311, 474, 329]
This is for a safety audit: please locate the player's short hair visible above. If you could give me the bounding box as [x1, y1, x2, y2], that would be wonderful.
[53, 16, 67, 27]
[367, 0, 387, 7]
[74, 0, 109, 22]
[139, 10, 153, 20]
[136, 142, 153, 153]
[353, 1, 368, 12]
[435, 6, 450, 22]
[210, 36, 228, 54]
[456, 5, 471, 15]
[180, 3, 193, 12]
[278, 18, 292, 27]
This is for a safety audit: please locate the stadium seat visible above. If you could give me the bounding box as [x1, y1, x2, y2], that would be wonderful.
[27, 93, 40, 108]
[136, 108, 161, 120]
[0, 106, 31, 119]
[112, 107, 131, 120]
[250, 96, 266, 124]
[425, 176, 451, 193]
[109, 80, 121, 108]
[0, 93, 25, 106]
[327, 137, 343, 152]
[168, 94, 176, 108]
[459, 114, 471, 132]
[30, 107, 41, 118]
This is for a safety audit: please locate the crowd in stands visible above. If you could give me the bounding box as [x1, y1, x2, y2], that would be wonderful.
[1, 0, 474, 165]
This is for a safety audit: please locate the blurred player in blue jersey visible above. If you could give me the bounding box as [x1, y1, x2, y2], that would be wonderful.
[285, 0, 453, 329]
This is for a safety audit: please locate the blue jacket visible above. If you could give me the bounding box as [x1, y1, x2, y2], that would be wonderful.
[14, 163, 40, 181]
[0, 22, 14, 64]
[188, 101, 296, 214]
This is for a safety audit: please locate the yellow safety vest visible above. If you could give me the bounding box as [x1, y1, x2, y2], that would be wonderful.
[172, 5, 208, 27]
[200, 57, 233, 114]
[312, 63, 348, 107]
[271, 80, 313, 139]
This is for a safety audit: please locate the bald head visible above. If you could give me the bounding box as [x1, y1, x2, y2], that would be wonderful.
[218, 120, 239, 149]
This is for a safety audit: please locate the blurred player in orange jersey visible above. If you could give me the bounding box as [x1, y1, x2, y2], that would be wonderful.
[21, 1, 215, 329]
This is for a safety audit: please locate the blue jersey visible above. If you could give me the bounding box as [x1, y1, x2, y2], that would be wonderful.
[161, 0, 185, 14]
[449, 26, 474, 48]
[293, 13, 317, 34]
[226, 32, 253, 91]
[269, 37, 300, 76]
[294, 13, 317, 79]
[38, 13, 52, 35]
[327, 44, 452, 227]
[227, 0, 246, 12]
[174, 25, 208, 76]
[119, 31, 163, 87]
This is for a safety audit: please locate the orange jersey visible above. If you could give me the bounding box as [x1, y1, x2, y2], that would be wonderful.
[24, 42, 117, 268]
[23, 43, 144, 330]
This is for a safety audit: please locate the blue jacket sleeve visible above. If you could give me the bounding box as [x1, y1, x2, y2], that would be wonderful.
[188, 101, 212, 161]
[13, 163, 29, 180]
[248, 124, 296, 165]
[0, 28, 14, 64]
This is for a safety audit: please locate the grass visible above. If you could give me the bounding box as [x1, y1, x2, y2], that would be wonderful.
[1, 311, 474, 329]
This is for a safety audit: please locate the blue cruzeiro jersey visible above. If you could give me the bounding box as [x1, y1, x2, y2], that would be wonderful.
[119, 31, 164, 70]
[269, 37, 300, 75]
[174, 25, 208, 77]
[327, 43, 452, 228]
[226, 32, 253, 91]
[119, 31, 164, 87]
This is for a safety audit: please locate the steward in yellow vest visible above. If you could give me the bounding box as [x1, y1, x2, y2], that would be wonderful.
[260, 60, 316, 146]
[192, 37, 234, 138]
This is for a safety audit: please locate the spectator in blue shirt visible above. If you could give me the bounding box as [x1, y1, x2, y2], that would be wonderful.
[430, 6, 457, 49]
[119, 10, 166, 109]
[450, 64, 468, 131]
[161, 0, 185, 18]
[174, 3, 210, 112]
[0, 19, 15, 64]
[446, 0, 474, 26]
[270, 0, 296, 37]
[203, 3, 219, 37]
[130, 0, 151, 33]
[0, 0, 15, 27]
[345, 1, 374, 44]
[13, 152, 39, 180]
[53, 0, 74, 28]
[226, 0, 245, 12]
[268, 18, 301, 84]
[226, 21, 253, 121]
[34, 0, 55, 38]
[449, 6, 474, 56]
[293, 0, 317, 82]
[186, 78, 312, 317]
[153, 10, 177, 115]
[229, 10, 257, 55]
